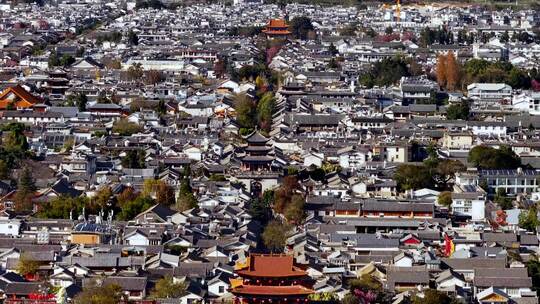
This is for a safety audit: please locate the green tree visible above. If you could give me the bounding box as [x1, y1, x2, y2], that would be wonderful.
[328, 43, 339, 55]
[76, 46, 85, 57]
[14, 168, 37, 212]
[507, 67, 531, 90]
[117, 196, 155, 221]
[262, 219, 290, 253]
[308, 292, 338, 301]
[419, 27, 436, 47]
[412, 289, 453, 304]
[142, 179, 160, 197]
[341, 293, 360, 304]
[65, 93, 88, 112]
[256, 92, 275, 133]
[16, 253, 40, 276]
[394, 164, 433, 191]
[48, 51, 59, 68]
[97, 90, 111, 103]
[435, 159, 466, 189]
[156, 99, 166, 115]
[468, 145, 521, 169]
[75, 93, 88, 112]
[127, 30, 139, 46]
[92, 187, 112, 210]
[284, 194, 305, 224]
[0, 160, 10, 179]
[248, 197, 272, 225]
[127, 63, 144, 81]
[238, 64, 268, 81]
[289, 16, 315, 40]
[526, 258, 540, 296]
[18, 168, 36, 192]
[349, 274, 382, 292]
[495, 188, 513, 210]
[461, 59, 531, 89]
[112, 119, 143, 136]
[121, 150, 146, 169]
[500, 31, 510, 43]
[3, 122, 29, 153]
[150, 276, 186, 299]
[208, 174, 226, 182]
[60, 54, 75, 67]
[39, 196, 88, 219]
[234, 93, 256, 129]
[176, 179, 197, 211]
[519, 206, 539, 232]
[438, 191, 453, 208]
[358, 57, 411, 88]
[328, 58, 339, 69]
[348, 274, 386, 303]
[136, 0, 163, 9]
[73, 281, 123, 304]
[446, 102, 470, 120]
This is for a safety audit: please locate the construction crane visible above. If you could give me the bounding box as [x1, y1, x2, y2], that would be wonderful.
[396, 0, 401, 23]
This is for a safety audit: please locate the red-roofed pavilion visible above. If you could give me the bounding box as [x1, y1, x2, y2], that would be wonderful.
[0, 85, 41, 110]
[262, 19, 291, 38]
[231, 254, 314, 303]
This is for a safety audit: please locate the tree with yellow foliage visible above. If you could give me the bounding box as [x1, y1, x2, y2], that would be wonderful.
[436, 54, 447, 88]
[445, 51, 460, 91]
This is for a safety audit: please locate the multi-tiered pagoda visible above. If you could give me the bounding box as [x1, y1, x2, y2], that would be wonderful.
[230, 254, 314, 304]
[241, 131, 275, 172]
[262, 19, 292, 38]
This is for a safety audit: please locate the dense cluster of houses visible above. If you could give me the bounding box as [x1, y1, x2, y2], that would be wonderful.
[0, 0, 538, 303]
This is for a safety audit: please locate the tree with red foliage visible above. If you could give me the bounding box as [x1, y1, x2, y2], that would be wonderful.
[401, 31, 415, 41]
[532, 79, 540, 92]
[273, 176, 300, 214]
[266, 46, 281, 65]
[376, 33, 400, 42]
[494, 209, 508, 229]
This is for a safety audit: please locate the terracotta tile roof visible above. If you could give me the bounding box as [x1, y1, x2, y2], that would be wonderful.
[0, 85, 40, 109]
[236, 254, 307, 278]
[263, 19, 291, 35]
[267, 19, 288, 28]
[231, 285, 313, 296]
[262, 30, 292, 35]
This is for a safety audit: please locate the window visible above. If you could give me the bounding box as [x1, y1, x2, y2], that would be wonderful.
[507, 288, 519, 296]
[219, 286, 225, 293]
